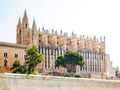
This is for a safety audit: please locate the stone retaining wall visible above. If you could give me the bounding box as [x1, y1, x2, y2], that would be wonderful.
[0, 73, 120, 90]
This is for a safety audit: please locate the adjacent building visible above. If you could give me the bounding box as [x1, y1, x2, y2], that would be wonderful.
[0, 42, 27, 69]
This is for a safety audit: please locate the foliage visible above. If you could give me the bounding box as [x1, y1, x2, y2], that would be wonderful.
[11, 45, 43, 74]
[25, 45, 43, 74]
[55, 51, 84, 73]
[100, 72, 104, 79]
[74, 74, 81, 78]
[55, 55, 65, 67]
[13, 65, 26, 74]
[32, 69, 38, 75]
[10, 60, 21, 70]
[64, 73, 71, 77]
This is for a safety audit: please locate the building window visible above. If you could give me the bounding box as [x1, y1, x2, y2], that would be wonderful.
[19, 30, 21, 34]
[95, 53, 96, 59]
[88, 52, 89, 59]
[15, 54, 18, 58]
[26, 24, 27, 28]
[4, 59, 8, 66]
[101, 54, 104, 60]
[85, 52, 87, 59]
[4, 53, 7, 58]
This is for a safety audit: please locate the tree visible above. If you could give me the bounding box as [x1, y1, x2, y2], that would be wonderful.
[55, 51, 84, 73]
[25, 45, 43, 74]
[11, 60, 21, 70]
[11, 60, 26, 74]
[55, 55, 65, 67]
[11, 45, 43, 74]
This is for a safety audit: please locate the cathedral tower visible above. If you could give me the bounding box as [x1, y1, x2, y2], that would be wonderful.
[16, 10, 36, 46]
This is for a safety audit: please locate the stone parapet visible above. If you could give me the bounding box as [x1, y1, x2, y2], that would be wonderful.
[0, 73, 120, 90]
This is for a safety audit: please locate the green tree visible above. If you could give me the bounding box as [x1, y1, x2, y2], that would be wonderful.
[74, 74, 81, 78]
[11, 60, 21, 70]
[11, 60, 26, 74]
[25, 45, 43, 74]
[55, 55, 65, 67]
[11, 45, 43, 74]
[55, 51, 84, 73]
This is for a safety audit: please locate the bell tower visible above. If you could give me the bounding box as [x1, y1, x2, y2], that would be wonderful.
[16, 10, 32, 46]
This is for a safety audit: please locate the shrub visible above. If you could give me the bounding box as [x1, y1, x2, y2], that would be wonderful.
[74, 74, 81, 78]
[64, 73, 71, 77]
[32, 70, 38, 75]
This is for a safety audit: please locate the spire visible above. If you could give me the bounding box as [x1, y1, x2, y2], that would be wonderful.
[32, 19, 37, 31]
[52, 28, 54, 33]
[17, 17, 21, 27]
[23, 9, 28, 19]
[60, 30, 62, 34]
[72, 31, 74, 36]
[94, 36, 96, 40]
[100, 36, 102, 42]
[55, 30, 58, 35]
[104, 36, 105, 41]
[38, 28, 40, 32]
[42, 26, 44, 30]
[22, 10, 29, 28]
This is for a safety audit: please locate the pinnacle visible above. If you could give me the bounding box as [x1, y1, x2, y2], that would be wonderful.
[32, 19, 37, 31]
[23, 9, 28, 19]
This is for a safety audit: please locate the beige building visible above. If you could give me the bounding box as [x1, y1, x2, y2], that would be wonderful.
[0, 42, 27, 70]
[0, 10, 108, 73]
[16, 10, 106, 73]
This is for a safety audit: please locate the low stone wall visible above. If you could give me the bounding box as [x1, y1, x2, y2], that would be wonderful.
[0, 73, 120, 90]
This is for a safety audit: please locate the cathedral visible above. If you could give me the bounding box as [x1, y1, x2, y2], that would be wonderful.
[16, 10, 106, 73]
[0, 10, 107, 74]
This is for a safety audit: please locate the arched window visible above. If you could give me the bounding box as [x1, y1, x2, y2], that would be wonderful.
[4, 59, 8, 66]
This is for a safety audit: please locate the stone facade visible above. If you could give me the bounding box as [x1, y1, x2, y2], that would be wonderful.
[0, 10, 107, 73]
[16, 10, 106, 73]
[0, 42, 27, 68]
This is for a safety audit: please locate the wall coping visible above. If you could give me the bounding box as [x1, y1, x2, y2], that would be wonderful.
[0, 73, 119, 83]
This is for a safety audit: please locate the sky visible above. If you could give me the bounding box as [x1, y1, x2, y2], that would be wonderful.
[0, 0, 120, 68]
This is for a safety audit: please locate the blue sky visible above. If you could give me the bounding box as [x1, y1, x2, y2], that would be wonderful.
[0, 0, 120, 68]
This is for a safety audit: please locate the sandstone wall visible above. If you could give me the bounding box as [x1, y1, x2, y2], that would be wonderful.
[0, 73, 120, 90]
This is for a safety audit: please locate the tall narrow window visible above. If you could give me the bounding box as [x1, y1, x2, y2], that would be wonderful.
[15, 54, 18, 58]
[4, 53, 7, 58]
[51, 47, 53, 55]
[42, 46, 44, 54]
[26, 24, 27, 28]
[4, 59, 8, 66]
[88, 52, 89, 59]
[95, 53, 96, 59]
[19, 30, 21, 34]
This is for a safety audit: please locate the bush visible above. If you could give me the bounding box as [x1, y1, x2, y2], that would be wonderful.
[74, 74, 81, 78]
[64, 73, 71, 77]
[32, 70, 38, 75]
